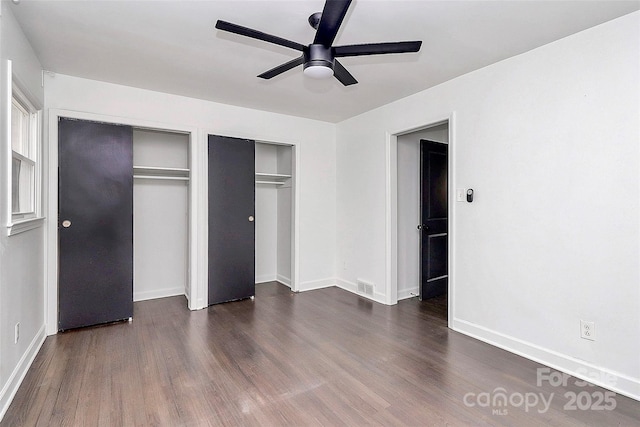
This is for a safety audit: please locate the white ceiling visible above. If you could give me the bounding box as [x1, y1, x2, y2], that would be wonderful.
[9, 0, 640, 123]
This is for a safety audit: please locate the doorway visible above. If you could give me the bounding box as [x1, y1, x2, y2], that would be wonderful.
[394, 121, 451, 321]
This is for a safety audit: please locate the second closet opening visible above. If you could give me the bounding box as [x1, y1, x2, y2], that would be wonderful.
[255, 142, 293, 289]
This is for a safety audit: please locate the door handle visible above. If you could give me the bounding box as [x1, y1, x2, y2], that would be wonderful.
[62, 220, 72, 228]
[248, 215, 254, 222]
[417, 224, 429, 231]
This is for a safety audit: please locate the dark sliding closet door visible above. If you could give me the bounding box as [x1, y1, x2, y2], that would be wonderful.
[58, 118, 133, 330]
[208, 135, 255, 305]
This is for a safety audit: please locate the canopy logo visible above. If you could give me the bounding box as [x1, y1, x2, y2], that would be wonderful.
[463, 388, 553, 416]
[462, 367, 618, 416]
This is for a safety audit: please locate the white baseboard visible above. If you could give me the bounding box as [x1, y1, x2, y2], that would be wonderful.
[452, 318, 640, 402]
[335, 278, 356, 292]
[134, 286, 185, 302]
[335, 278, 387, 305]
[397, 287, 419, 301]
[255, 274, 277, 284]
[0, 325, 46, 421]
[297, 277, 336, 292]
[276, 274, 291, 287]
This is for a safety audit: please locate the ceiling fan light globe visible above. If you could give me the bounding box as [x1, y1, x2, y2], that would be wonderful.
[303, 65, 334, 79]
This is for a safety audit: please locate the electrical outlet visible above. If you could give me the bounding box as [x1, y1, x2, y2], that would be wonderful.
[14, 323, 19, 344]
[580, 320, 595, 341]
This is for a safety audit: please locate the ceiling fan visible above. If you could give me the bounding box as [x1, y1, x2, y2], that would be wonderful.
[215, 0, 422, 86]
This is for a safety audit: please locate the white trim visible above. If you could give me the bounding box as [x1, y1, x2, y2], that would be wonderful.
[134, 287, 184, 302]
[276, 274, 291, 287]
[7, 216, 44, 236]
[10, 150, 34, 164]
[255, 274, 277, 284]
[4, 61, 45, 236]
[291, 144, 300, 293]
[447, 114, 457, 324]
[46, 108, 201, 336]
[397, 287, 419, 301]
[385, 113, 456, 326]
[193, 129, 208, 310]
[335, 278, 388, 304]
[297, 277, 336, 292]
[451, 318, 640, 401]
[336, 278, 356, 293]
[385, 129, 397, 305]
[9, 79, 43, 231]
[0, 325, 46, 421]
[2, 61, 12, 234]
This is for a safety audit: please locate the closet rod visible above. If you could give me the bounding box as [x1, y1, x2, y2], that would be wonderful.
[255, 180, 285, 185]
[134, 175, 190, 181]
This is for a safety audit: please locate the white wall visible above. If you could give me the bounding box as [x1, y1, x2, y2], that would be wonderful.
[44, 73, 337, 293]
[0, 2, 46, 418]
[336, 12, 640, 399]
[397, 124, 448, 300]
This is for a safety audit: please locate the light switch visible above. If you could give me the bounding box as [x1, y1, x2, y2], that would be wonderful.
[456, 189, 466, 202]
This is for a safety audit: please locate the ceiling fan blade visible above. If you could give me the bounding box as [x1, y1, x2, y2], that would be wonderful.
[258, 56, 305, 79]
[333, 60, 357, 86]
[314, 0, 352, 47]
[334, 41, 422, 57]
[216, 20, 305, 52]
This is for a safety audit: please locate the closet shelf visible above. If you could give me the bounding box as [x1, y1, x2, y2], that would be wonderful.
[255, 172, 291, 181]
[256, 180, 285, 186]
[133, 165, 190, 178]
[134, 174, 190, 181]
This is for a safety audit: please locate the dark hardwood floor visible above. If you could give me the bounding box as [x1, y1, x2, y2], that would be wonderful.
[419, 293, 448, 321]
[2, 283, 638, 426]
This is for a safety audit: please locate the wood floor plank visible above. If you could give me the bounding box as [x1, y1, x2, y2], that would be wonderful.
[1, 283, 639, 426]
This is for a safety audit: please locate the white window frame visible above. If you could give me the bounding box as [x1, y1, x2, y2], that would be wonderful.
[6, 77, 43, 236]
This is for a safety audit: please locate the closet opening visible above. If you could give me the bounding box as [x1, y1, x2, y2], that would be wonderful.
[255, 141, 295, 295]
[133, 128, 190, 303]
[47, 109, 201, 335]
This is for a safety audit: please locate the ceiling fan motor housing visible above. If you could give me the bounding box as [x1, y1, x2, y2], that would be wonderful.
[303, 44, 334, 72]
[215, 0, 421, 85]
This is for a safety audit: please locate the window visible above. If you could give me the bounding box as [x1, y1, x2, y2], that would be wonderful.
[8, 84, 42, 234]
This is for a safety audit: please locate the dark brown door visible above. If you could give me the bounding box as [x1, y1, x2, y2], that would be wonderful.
[58, 118, 133, 330]
[208, 135, 255, 305]
[419, 139, 448, 299]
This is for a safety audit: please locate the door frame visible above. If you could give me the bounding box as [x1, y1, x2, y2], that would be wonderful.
[385, 112, 456, 327]
[203, 131, 300, 296]
[46, 109, 201, 336]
